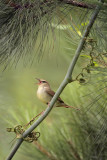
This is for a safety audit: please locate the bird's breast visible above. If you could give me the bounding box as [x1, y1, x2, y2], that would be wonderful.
[37, 87, 51, 104]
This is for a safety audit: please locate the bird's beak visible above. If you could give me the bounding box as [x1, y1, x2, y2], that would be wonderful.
[35, 78, 41, 85]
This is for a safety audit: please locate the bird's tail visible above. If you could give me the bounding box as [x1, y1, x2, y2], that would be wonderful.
[56, 102, 80, 110]
[63, 105, 80, 111]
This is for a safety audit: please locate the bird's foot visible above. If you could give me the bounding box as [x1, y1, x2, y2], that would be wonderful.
[47, 102, 50, 107]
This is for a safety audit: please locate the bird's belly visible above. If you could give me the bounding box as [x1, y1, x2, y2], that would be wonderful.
[37, 89, 51, 104]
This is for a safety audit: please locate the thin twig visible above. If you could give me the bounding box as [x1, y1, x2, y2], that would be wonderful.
[24, 111, 44, 128]
[33, 141, 57, 160]
[67, 140, 82, 160]
[6, 1, 104, 160]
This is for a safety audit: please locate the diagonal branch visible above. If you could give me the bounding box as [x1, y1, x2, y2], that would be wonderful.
[6, 1, 104, 160]
[61, 0, 96, 9]
[6, 0, 95, 10]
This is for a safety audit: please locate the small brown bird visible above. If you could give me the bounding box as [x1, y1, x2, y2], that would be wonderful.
[25, 78, 80, 126]
[36, 78, 80, 110]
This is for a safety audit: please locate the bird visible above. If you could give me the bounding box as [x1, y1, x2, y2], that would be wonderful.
[36, 78, 80, 110]
[25, 78, 80, 127]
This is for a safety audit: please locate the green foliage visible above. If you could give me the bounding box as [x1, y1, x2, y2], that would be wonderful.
[0, 0, 58, 66]
[0, 0, 107, 160]
[1, 0, 107, 68]
[2, 72, 107, 160]
[1, 38, 107, 159]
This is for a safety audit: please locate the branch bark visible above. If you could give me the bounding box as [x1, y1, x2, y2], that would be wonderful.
[6, 1, 104, 160]
[6, 0, 95, 10]
[60, 0, 96, 9]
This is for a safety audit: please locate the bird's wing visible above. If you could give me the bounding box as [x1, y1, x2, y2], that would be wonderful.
[46, 89, 64, 103]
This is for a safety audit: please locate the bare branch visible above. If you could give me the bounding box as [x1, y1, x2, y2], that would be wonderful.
[60, 0, 96, 9]
[6, 0, 95, 10]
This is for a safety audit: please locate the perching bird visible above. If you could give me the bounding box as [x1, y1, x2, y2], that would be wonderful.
[25, 78, 80, 126]
[36, 78, 79, 110]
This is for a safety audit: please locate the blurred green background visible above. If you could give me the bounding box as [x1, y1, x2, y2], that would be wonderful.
[0, 6, 107, 160]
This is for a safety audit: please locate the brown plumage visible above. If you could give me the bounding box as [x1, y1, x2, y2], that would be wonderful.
[25, 78, 80, 126]
[36, 78, 80, 110]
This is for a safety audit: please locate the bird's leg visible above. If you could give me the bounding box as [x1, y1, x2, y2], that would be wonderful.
[24, 110, 44, 128]
[47, 102, 50, 107]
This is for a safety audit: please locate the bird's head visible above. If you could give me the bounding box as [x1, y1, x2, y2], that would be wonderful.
[36, 78, 50, 87]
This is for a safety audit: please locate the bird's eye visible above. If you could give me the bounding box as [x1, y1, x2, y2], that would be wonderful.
[42, 81, 46, 83]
